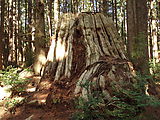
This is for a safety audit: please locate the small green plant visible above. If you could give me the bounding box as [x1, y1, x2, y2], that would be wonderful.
[3, 97, 25, 114]
[0, 66, 30, 94]
[107, 81, 159, 120]
[149, 61, 160, 79]
[4, 97, 24, 109]
[73, 75, 160, 120]
[72, 81, 107, 120]
[72, 91, 105, 120]
[52, 98, 61, 104]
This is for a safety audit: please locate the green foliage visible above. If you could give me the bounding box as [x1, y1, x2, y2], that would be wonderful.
[109, 79, 159, 120]
[73, 75, 160, 120]
[131, 32, 147, 60]
[72, 81, 105, 120]
[0, 66, 30, 93]
[52, 98, 61, 104]
[149, 61, 160, 77]
[72, 91, 106, 120]
[4, 97, 25, 109]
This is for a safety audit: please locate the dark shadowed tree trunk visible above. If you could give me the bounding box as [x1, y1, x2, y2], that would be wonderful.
[114, 0, 118, 29]
[127, 0, 149, 75]
[36, 13, 137, 106]
[47, 0, 53, 37]
[25, 0, 33, 67]
[0, 0, 5, 69]
[102, 0, 109, 16]
[17, 0, 23, 64]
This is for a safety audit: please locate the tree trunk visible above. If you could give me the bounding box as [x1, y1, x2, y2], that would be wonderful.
[114, 0, 118, 29]
[54, 0, 60, 31]
[9, 0, 14, 63]
[150, 0, 159, 65]
[0, 0, 5, 69]
[13, 0, 17, 65]
[33, 0, 46, 74]
[17, 0, 23, 64]
[25, 0, 33, 67]
[102, 0, 109, 16]
[37, 13, 137, 107]
[111, 0, 114, 21]
[127, 0, 149, 75]
[47, 0, 53, 37]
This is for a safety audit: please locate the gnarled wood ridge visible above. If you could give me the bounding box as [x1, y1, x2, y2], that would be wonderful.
[37, 13, 136, 105]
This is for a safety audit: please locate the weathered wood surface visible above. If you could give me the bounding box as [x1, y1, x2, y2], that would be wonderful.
[37, 13, 135, 103]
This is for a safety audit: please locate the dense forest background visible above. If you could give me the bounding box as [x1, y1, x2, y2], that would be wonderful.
[0, 0, 160, 74]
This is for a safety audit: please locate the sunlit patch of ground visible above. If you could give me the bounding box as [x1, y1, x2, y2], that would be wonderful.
[0, 75, 39, 119]
[0, 86, 12, 119]
[0, 86, 25, 119]
[0, 107, 8, 119]
[0, 86, 12, 100]
[0, 75, 76, 120]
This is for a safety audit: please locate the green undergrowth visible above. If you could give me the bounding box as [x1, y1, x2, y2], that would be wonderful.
[150, 62, 160, 79]
[4, 97, 25, 112]
[0, 66, 31, 94]
[72, 74, 160, 120]
[0, 66, 31, 111]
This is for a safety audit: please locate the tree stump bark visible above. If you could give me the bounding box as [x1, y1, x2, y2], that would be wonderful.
[37, 13, 136, 106]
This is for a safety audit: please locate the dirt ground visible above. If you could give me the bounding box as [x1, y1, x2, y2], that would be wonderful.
[2, 102, 75, 120]
[0, 76, 76, 120]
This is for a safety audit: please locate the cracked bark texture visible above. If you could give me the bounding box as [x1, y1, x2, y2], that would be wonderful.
[37, 13, 136, 105]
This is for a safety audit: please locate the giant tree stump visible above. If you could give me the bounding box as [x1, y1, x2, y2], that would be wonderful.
[37, 13, 136, 106]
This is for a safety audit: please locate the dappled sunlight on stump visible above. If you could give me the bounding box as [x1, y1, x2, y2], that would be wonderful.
[36, 13, 137, 109]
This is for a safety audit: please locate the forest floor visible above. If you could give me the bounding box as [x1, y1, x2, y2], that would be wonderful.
[0, 76, 75, 120]
[0, 76, 160, 120]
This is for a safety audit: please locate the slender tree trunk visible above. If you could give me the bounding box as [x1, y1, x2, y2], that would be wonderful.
[54, 0, 60, 32]
[3, 1, 10, 68]
[102, 0, 109, 16]
[121, 8, 126, 43]
[0, 0, 5, 69]
[28, 0, 32, 53]
[95, 0, 97, 12]
[13, 0, 17, 64]
[25, 0, 33, 67]
[111, 0, 114, 21]
[17, 0, 23, 64]
[9, 0, 14, 62]
[114, 0, 118, 29]
[47, 0, 53, 37]
[150, 0, 159, 65]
